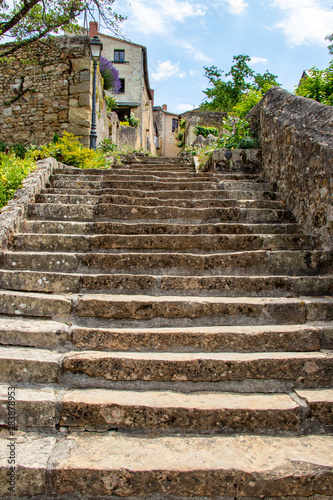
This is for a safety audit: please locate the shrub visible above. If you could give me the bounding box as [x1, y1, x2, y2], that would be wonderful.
[0, 152, 37, 208]
[216, 118, 258, 149]
[30, 131, 111, 169]
[105, 95, 118, 112]
[121, 113, 140, 128]
[194, 126, 218, 138]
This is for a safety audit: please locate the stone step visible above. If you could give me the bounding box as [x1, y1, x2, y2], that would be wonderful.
[21, 220, 301, 235]
[2, 384, 331, 433]
[27, 203, 293, 223]
[72, 323, 330, 352]
[62, 350, 333, 388]
[43, 187, 278, 200]
[59, 387, 333, 433]
[1, 270, 332, 297]
[0, 316, 69, 348]
[75, 294, 333, 327]
[110, 169, 261, 179]
[2, 316, 331, 352]
[0, 345, 332, 388]
[3, 250, 330, 276]
[50, 172, 262, 183]
[34, 193, 284, 210]
[50, 178, 276, 191]
[12, 233, 313, 252]
[0, 431, 332, 498]
[0, 291, 332, 326]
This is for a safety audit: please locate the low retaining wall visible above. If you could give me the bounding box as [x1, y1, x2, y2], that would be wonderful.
[247, 87, 333, 251]
[0, 157, 61, 250]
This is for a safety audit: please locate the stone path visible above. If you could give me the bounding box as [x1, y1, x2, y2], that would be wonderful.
[0, 156, 332, 498]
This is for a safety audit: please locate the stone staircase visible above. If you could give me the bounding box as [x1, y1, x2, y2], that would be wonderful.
[0, 156, 332, 498]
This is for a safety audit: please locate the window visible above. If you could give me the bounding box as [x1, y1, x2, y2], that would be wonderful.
[172, 118, 179, 133]
[114, 49, 125, 63]
[119, 79, 125, 93]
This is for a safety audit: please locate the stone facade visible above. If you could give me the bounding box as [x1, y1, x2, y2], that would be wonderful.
[0, 36, 108, 147]
[247, 87, 333, 251]
[99, 34, 156, 154]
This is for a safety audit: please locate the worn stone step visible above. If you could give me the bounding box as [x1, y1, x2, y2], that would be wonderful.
[0, 346, 61, 383]
[50, 172, 262, 183]
[1, 270, 332, 297]
[12, 233, 313, 252]
[21, 220, 300, 235]
[3, 384, 324, 433]
[59, 389, 302, 433]
[110, 168, 261, 179]
[0, 290, 71, 319]
[0, 316, 69, 349]
[0, 431, 332, 498]
[43, 186, 278, 200]
[3, 250, 330, 276]
[50, 178, 221, 191]
[71, 323, 326, 353]
[34, 193, 284, 210]
[63, 350, 333, 387]
[0, 384, 57, 428]
[27, 203, 293, 223]
[75, 294, 333, 327]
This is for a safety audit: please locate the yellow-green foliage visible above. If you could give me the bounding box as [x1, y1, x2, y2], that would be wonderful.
[0, 153, 37, 209]
[31, 131, 111, 169]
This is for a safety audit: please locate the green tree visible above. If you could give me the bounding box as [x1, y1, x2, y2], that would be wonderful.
[0, 0, 124, 58]
[200, 54, 279, 112]
[295, 63, 333, 105]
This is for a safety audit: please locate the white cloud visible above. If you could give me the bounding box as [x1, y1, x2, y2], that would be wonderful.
[151, 61, 186, 82]
[181, 41, 213, 62]
[218, 0, 248, 15]
[176, 103, 197, 112]
[189, 70, 199, 76]
[271, 0, 333, 46]
[124, 0, 206, 35]
[250, 56, 268, 65]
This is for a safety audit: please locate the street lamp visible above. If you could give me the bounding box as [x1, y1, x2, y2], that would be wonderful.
[89, 36, 103, 150]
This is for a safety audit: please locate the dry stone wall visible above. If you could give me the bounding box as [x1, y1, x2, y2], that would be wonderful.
[247, 87, 333, 251]
[0, 35, 108, 147]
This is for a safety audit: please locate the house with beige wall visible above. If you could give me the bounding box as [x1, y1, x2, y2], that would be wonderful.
[90, 24, 155, 154]
[153, 105, 180, 157]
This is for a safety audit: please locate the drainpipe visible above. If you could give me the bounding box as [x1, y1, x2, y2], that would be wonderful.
[141, 50, 144, 148]
[164, 111, 166, 156]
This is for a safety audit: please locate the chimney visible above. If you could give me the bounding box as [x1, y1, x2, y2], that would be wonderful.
[89, 21, 98, 38]
[162, 104, 167, 112]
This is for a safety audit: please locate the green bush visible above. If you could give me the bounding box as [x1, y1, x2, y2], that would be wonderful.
[30, 131, 111, 169]
[295, 64, 333, 105]
[194, 126, 218, 138]
[217, 118, 258, 149]
[105, 95, 118, 112]
[0, 152, 37, 208]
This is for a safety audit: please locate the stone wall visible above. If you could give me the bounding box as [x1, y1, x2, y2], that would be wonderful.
[0, 35, 108, 147]
[247, 87, 333, 251]
[119, 125, 137, 149]
[180, 110, 227, 147]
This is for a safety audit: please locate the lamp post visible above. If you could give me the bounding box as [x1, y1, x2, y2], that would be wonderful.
[89, 36, 103, 150]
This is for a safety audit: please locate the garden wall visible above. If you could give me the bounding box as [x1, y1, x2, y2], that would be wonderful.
[247, 87, 333, 251]
[0, 35, 108, 147]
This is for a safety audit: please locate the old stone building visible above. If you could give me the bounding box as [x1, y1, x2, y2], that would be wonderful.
[87, 23, 156, 154]
[0, 35, 109, 147]
[153, 104, 181, 157]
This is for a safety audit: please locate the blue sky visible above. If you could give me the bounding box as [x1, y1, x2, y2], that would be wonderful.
[106, 0, 333, 113]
